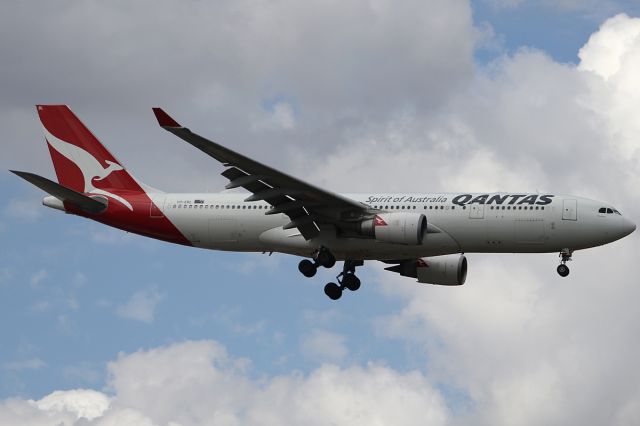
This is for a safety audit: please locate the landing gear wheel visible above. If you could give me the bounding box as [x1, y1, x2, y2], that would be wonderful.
[342, 274, 361, 291]
[324, 282, 342, 300]
[298, 259, 317, 278]
[557, 248, 573, 278]
[317, 250, 336, 269]
[557, 264, 570, 277]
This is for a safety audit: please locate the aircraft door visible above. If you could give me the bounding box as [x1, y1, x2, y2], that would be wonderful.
[562, 199, 577, 221]
[469, 204, 485, 219]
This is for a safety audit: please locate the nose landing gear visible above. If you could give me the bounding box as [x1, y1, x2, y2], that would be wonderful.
[557, 249, 573, 277]
[323, 260, 364, 300]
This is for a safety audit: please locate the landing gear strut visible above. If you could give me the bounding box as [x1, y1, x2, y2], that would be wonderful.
[557, 248, 573, 277]
[297, 248, 363, 300]
[298, 247, 337, 278]
[324, 260, 363, 300]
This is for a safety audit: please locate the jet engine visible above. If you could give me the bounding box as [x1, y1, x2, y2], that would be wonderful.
[385, 254, 468, 286]
[360, 212, 427, 245]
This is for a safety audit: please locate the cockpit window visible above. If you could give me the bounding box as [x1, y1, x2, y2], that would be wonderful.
[599, 207, 622, 215]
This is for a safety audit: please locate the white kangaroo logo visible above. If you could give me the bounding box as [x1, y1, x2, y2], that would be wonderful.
[43, 127, 134, 211]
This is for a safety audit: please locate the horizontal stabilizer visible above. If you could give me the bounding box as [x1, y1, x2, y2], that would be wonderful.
[10, 170, 107, 214]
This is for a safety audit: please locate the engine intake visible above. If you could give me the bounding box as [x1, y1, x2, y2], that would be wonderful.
[360, 212, 427, 245]
[385, 254, 468, 286]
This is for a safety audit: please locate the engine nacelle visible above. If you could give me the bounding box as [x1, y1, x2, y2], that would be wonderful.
[360, 212, 427, 245]
[386, 254, 468, 286]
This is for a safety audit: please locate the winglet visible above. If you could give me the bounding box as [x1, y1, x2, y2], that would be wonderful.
[152, 108, 181, 128]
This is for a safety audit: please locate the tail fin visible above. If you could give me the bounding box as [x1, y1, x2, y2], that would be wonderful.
[37, 105, 144, 195]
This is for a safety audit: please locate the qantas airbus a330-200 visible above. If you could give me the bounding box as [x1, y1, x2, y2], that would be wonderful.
[12, 105, 636, 300]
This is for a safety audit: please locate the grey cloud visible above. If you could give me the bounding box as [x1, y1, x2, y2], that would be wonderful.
[2, 0, 475, 192]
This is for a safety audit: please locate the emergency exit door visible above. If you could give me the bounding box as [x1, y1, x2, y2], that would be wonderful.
[562, 199, 577, 221]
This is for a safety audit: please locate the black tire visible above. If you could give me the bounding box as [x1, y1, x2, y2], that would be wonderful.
[557, 264, 570, 277]
[343, 274, 361, 291]
[298, 259, 317, 278]
[324, 282, 342, 300]
[317, 250, 336, 269]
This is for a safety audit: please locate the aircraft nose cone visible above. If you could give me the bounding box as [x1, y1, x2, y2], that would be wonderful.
[622, 217, 636, 237]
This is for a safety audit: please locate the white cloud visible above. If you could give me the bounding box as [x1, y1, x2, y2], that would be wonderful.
[116, 288, 165, 324]
[0, 340, 450, 426]
[300, 329, 349, 362]
[578, 13, 640, 80]
[578, 13, 640, 169]
[36, 389, 110, 421]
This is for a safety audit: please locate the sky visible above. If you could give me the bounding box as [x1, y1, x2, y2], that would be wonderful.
[1, 0, 640, 424]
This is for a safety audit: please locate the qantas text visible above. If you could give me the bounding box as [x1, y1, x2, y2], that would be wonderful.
[452, 194, 554, 206]
[365, 194, 554, 206]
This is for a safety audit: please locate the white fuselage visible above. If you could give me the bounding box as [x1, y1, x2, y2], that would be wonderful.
[148, 192, 634, 260]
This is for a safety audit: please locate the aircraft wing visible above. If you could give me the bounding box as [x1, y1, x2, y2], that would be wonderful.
[152, 108, 370, 239]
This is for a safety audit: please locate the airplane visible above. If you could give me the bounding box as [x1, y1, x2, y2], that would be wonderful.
[11, 105, 636, 300]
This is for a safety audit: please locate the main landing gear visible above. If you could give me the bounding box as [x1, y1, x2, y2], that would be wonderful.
[324, 260, 364, 301]
[298, 248, 363, 300]
[557, 248, 573, 277]
[297, 247, 336, 278]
